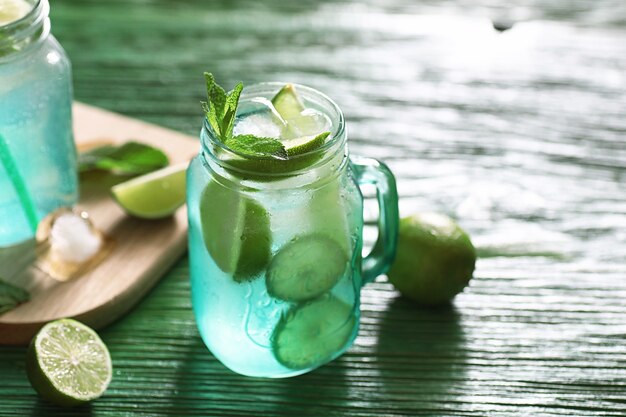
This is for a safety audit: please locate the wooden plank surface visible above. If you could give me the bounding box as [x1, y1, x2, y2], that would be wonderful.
[1, 0, 626, 416]
[0, 103, 198, 345]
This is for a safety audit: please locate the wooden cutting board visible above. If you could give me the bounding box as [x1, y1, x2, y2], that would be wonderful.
[0, 103, 199, 345]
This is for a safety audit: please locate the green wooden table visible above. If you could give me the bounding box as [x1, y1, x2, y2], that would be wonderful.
[2, 0, 626, 415]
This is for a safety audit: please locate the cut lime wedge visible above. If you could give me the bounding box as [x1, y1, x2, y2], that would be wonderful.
[272, 84, 331, 141]
[267, 234, 348, 302]
[200, 180, 271, 282]
[283, 132, 330, 157]
[271, 84, 305, 121]
[272, 295, 356, 370]
[222, 133, 327, 179]
[221, 84, 332, 180]
[111, 163, 187, 219]
[26, 319, 112, 407]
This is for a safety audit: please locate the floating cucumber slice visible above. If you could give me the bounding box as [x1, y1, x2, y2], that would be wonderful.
[267, 234, 348, 302]
[272, 295, 356, 370]
[200, 180, 271, 282]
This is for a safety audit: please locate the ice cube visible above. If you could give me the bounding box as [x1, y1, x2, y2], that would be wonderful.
[49, 212, 102, 263]
[289, 108, 331, 137]
[233, 97, 285, 139]
[233, 113, 282, 138]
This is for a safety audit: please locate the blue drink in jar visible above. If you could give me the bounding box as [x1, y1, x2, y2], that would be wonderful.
[0, 0, 77, 247]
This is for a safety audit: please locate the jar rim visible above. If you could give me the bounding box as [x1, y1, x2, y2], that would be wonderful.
[201, 82, 347, 178]
[203, 82, 345, 160]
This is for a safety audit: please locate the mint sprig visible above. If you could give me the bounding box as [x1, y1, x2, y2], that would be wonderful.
[225, 134, 287, 160]
[202, 73, 287, 159]
[78, 141, 169, 175]
[0, 279, 29, 315]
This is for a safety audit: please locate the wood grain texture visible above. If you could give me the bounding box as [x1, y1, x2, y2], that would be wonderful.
[0, 104, 198, 345]
[1, 0, 625, 415]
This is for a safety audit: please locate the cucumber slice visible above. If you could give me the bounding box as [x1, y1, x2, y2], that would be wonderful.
[272, 295, 356, 370]
[200, 180, 271, 282]
[267, 234, 348, 302]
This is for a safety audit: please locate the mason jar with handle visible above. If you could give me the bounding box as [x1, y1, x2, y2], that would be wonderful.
[187, 82, 399, 378]
[0, 0, 77, 247]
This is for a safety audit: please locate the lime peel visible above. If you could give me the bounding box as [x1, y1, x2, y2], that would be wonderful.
[387, 212, 476, 306]
[200, 180, 271, 282]
[111, 162, 187, 219]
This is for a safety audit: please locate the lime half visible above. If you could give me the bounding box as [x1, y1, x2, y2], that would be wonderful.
[111, 163, 187, 219]
[200, 180, 271, 282]
[26, 319, 112, 407]
[272, 295, 356, 370]
[267, 234, 348, 302]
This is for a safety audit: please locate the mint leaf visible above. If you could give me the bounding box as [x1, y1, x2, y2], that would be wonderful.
[79, 141, 169, 175]
[226, 135, 287, 159]
[203, 72, 227, 139]
[222, 82, 243, 139]
[0, 279, 29, 314]
[202, 74, 289, 159]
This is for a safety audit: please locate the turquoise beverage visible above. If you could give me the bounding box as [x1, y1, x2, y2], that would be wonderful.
[0, 0, 77, 247]
[187, 82, 399, 378]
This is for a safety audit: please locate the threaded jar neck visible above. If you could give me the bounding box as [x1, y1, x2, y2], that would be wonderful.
[201, 82, 348, 189]
[0, 0, 49, 60]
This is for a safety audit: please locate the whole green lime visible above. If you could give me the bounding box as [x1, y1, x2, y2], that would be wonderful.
[387, 212, 476, 306]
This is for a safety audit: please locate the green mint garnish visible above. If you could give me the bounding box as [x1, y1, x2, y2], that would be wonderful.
[226, 135, 287, 159]
[202, 73, 287, 159]
[0, 279, 30, 315]
[78, 141, 169, 175]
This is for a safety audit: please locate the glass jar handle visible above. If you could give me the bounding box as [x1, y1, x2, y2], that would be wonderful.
[350, 156, 399, 285]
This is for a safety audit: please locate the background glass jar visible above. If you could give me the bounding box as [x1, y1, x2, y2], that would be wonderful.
[0, 0, 77, 247]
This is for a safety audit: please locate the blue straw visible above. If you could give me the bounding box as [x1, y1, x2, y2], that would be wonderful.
[0, 133, 38, 232]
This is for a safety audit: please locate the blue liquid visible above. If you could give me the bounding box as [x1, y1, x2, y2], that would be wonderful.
[187, 154, 364, 378]
[0, 36, 77, 247]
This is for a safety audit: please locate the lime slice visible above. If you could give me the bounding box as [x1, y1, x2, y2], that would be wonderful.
[271, 83, 329, 139]
[387, 212, 476, 306]
[222, 138, 325, 179]
[221, 84, 331, 180]
[272, 295, 356, 370]
[200, 180, 271, 282]
[26, 319, 112, 407]
[111, 163, 187, 219]
[267, 234, 348, 302]
[283, 132, 330, 157]
[271, 84, 305, 121]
